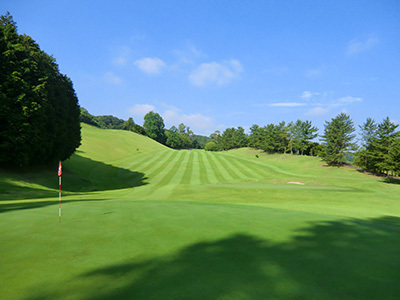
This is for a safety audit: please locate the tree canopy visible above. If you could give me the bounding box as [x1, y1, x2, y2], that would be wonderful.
[143, 111, 167, 144]
[0, 13, 81, 167]
[321, 113, 356, 165]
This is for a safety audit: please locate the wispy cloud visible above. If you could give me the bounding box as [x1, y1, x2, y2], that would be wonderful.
[128, 104, 155, 121]
[103, 72, 122, 85]
[337, 96, 362, 103]
[112, 46, 132, 66]
[305, 107, 330, 116]
[173, 42, 207, 64]
[301, 91, 320, 99]
[134, 57, 166, 75]
[269, 102, 307, 107]
[347, 35, 379, 55]
[188, 59, 243, 86]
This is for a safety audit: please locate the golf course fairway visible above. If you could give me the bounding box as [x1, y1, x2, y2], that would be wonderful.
[1, 124, 399, 299]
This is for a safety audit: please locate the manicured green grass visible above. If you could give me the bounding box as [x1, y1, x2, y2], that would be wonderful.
[1, 124, 399, 299]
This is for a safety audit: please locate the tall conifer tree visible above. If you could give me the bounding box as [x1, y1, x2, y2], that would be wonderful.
[321, 113, 356, 165]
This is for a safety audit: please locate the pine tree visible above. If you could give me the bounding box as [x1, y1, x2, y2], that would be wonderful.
[370, 117, 399, 176]
[321, 113, 356, 165]
[356, 118, 378, 170]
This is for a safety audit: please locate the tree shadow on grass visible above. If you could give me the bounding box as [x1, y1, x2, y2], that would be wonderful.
[30, 215, 400, 300]
[0, 154, 147, 201]
[0, 198, 112, 214]
[383, 177, 400, 185]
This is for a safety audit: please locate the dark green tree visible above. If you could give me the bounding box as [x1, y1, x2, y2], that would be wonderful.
[143, 111, 166, 144]
[0, 13, 81, 167]
[321, 113, 357, 165]
[132, 124, 147, 135]
[95, 115, 125, 129]
[370, 117, 399, 176]
[219, 127, 247, 150]
[165, 126, 181, 149]
[298, 120, 319, 155]
[277, 121, 289, 154]
[79, 107, 100, 127]
[355, 118, 378, 170]
[204, 141, 219, 151]
[123, 117, 135, 131]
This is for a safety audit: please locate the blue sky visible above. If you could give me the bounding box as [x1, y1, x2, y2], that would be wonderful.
[3, 0, 400, 136]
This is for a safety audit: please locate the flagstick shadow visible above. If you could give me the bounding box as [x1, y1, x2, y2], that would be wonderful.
[0, 198, 113, 213]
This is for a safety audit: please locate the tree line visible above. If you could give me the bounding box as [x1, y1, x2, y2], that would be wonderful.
[206, 120, 321, 156]
[355, 117, 400, 176]
[0, 13, 81, 167]
[80, 107, 146, 133]
[82, 106, 400, 177]
[142, 111, 209, 149]
[204, 113, 399, 176]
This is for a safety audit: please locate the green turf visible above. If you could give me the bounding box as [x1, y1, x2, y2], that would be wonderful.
[1, 124, 399, 299]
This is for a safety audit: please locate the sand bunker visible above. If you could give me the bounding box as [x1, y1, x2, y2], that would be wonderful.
[288, 182, 305, 185]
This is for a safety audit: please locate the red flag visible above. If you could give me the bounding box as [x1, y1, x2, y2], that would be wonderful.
[58, 161, 62, 177]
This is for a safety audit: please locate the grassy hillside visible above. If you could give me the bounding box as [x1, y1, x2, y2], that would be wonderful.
[1, 124, 399, 299]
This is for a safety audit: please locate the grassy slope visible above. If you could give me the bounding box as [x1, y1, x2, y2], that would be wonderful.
[1, 124, 399, 299]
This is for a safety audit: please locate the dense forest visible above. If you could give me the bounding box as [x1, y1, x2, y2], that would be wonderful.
[0, 13, 81, 167]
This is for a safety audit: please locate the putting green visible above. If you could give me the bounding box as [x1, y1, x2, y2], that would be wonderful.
[1, 124, 399, 299]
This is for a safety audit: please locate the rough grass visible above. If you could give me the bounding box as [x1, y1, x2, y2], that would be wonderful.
[1, 124, 399, 299]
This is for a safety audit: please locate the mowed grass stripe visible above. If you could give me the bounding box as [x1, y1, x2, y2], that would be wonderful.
[197, 151, 211, 184]
[217, 154, 249, 179]
[144, 150, 181, 184]
[211, 153, 240, 181]
[190, 151, 201, 185]
[180, 151, 195, 184]
[201, 152, 222, 183]
[205, 152, 232, 182]
[150, 150, 186, 189]
[128, 149, 171, 172]
[227, 155, 277, 178]
[221, 154, 263, 179]
[140, 150, 176, 177]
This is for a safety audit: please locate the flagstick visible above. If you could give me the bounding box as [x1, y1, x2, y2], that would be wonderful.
[59, 175, 61, 222]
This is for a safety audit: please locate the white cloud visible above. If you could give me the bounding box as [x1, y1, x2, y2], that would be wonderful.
[301, 91, 320, 99]
[163, 107, 214, 132]
[103, 72, 122, 85]
[128, 104, 155, 120]
[188, 59, 243, 86]
[337, 96, 362, 103]
[134, 57, 166, 74]
[305, 107, 330, 116]
[347, 35, 379, 55]
[269, 102, 307, 107]
[128, 104, 217, 135]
